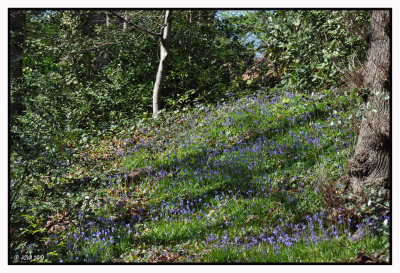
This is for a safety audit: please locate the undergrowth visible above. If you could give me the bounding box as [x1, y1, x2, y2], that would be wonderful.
[9, 87, 390, 263]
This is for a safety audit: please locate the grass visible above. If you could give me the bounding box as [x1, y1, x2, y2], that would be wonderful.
[10, 87, 390, 263]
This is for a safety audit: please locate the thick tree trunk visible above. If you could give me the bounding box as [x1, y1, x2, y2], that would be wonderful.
[152, 10, 172, 118]
[10, 9, 26, 115]
[345, 10, 391, 203]
[10, 10, 25, 79]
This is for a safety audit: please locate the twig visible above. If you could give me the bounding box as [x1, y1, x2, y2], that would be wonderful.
[76, 194, 92, 240]
[107, 11, 162, 37]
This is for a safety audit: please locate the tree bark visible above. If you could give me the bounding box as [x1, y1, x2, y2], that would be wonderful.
[82, 11, 95, 81]
[152, 10, 172, 118]
[345, 10, 391, 203]
[123, 11, 128, 31]
[10, 9, 26, 115]
[106, 14, 110, 26]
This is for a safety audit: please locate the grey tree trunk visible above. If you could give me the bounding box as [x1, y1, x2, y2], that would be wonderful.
[345, 10, 391, 205]
[106, 14, 110, 26]
[123, 12, 128, 31]
[152, 10, 172, 118]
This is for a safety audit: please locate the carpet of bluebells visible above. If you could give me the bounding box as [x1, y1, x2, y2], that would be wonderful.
[11, 88, 390, 263]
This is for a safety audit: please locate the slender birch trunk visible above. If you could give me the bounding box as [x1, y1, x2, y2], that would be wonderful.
[152, 10, 172, 118]
[123, 11, 128, 31]
[106, 14, 110, 26]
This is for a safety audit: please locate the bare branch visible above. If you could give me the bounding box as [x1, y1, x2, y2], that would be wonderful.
[107, 10, 162, 37]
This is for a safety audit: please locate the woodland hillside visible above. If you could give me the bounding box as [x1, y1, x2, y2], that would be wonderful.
[9, 9, 391, 264]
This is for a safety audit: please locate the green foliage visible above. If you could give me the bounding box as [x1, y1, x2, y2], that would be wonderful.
[164, 10, 252, 108]
[9, 9, 389, 264]
[11, 10, 249, 139]
[239, 10, 370, 90]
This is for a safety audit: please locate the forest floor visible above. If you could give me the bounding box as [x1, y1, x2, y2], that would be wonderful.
[10, 87, 390, 263]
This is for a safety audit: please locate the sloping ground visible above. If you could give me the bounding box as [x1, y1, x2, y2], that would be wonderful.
[11, 87, 390, 263]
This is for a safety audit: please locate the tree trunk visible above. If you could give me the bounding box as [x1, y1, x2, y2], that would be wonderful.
[106, 14, 110, 26]
[345, 10, 391, 204]
[152, 10, 172, 118]
[10, 9, 26, 115]
[123, 11, 128, 31]
[82, 11, 94, 81]
[188, 10, 192, 63]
